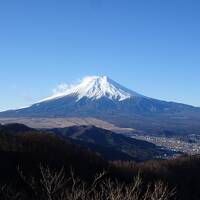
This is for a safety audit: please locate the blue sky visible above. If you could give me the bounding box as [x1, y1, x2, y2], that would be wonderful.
[0, 0, 200, 111]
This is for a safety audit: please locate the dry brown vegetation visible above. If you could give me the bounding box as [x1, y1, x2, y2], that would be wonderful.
[1, 166, 176, 200]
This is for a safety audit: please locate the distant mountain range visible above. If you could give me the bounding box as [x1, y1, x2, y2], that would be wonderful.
[1, 76, 200, 136]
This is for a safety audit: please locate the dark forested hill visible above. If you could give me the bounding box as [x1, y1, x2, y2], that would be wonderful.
[0, 123, 200, 199]
[49, 125, 175, 161]
[0, 123, 175, 161]
[0, 123, 108, 184]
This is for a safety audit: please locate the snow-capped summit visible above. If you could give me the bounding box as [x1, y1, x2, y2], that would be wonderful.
[41, 75, 142, 102]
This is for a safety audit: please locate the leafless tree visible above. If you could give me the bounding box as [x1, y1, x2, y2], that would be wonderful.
[2, 166, 176, 200]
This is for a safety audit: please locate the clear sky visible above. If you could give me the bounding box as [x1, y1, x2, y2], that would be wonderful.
[0, 0, 200, 111]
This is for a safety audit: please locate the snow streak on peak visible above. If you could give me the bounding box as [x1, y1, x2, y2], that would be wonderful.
[41, 76, 142, 103]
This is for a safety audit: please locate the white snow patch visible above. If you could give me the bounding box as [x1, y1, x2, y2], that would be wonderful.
[40, 76, 142, 103]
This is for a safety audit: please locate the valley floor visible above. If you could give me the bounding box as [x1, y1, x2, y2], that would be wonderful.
[131, 133, 200, 155]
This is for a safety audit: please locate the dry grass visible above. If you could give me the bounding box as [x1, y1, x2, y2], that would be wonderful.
[0, 117, 135, 133]
[1, 166, 176, 200]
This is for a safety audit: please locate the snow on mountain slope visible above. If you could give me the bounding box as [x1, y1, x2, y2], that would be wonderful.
[41, 76, 143, 103]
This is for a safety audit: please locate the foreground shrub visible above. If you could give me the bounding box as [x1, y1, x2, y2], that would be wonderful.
[1, 166, 176, 200]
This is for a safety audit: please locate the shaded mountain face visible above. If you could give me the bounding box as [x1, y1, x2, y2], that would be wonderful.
[0, 123, 35, 134]
[0, 123, 175, 161]
[1, 76, 200, 136]
[49, 125, 176, 161]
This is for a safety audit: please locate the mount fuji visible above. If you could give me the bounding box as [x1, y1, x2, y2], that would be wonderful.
[1, 75, 200, 136]
[40, 76, 142, 102]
